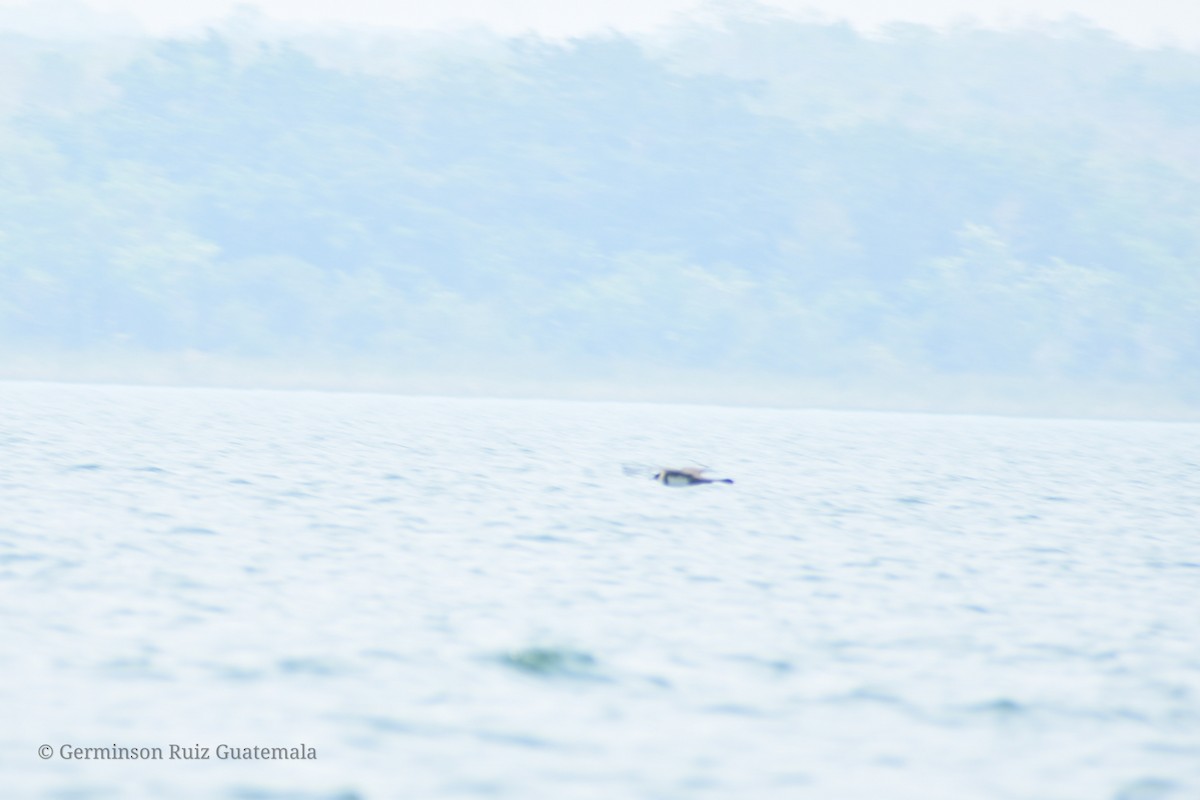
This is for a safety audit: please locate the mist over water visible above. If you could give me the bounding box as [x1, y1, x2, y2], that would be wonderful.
[2, 8, 1199, 417]
[3, 382, 1198, 798]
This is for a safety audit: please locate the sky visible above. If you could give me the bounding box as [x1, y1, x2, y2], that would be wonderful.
[1, 0, 1199, 47]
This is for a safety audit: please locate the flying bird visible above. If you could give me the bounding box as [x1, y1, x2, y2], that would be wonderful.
[654, 467, 734, 487]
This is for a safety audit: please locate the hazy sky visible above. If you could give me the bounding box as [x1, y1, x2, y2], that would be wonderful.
[2, 0, 1199, 46]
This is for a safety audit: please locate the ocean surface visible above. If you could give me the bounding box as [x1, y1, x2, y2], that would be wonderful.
[2, 381, 1198, 799]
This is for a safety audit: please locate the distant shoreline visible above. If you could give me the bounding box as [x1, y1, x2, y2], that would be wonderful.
[2, 353, 1195, 423]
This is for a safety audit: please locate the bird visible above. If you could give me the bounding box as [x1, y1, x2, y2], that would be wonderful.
[654, 467, 734, 486]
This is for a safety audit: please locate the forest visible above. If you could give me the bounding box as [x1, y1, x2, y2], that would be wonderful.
[2, 10, 1198, 414]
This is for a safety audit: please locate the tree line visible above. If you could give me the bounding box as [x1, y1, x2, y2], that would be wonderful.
[1, 13, 1198, 411]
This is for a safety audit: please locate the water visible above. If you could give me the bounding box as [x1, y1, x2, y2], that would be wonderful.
[2, 381, 1198, 799]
